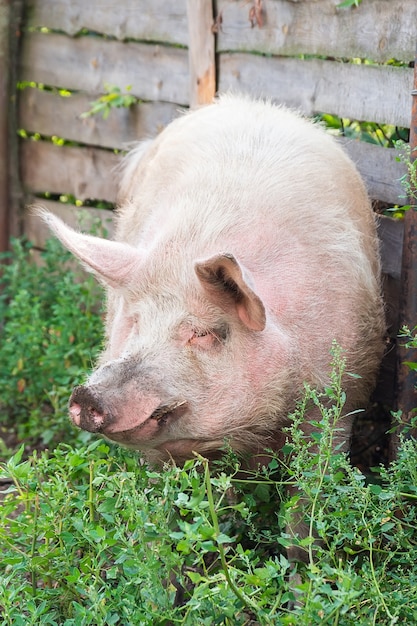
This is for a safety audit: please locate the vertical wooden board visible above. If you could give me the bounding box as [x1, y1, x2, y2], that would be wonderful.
[375, 216, 403, 408]
[216, 0, 417, 63]
[187, 0, 216, 108]
[5, 0, 24, 240]
[218, 53, 413, 127]
[19, 88, 182, 149]
[25, 0, 189, 45]
[396, 57, 417, 431]
[20, 32, 190, 105]
[0, 0, 10, 251]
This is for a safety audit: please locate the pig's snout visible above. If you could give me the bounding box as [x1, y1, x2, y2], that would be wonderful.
[69, 382, 189, 442]
[69, 385, 108, 433]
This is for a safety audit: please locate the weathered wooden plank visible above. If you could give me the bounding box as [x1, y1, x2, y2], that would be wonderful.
[19, 87, 411, 168]
[219, 53, 413, 127]
[24, 199, 115, 248]
[20, 141, 120, 202]
[24, 0, 416, 64]
[217, 0, 416, 63]
[339, 139, 406, 206]
[19, 31, 190, 105]
[25, 0, 189, 45]
[19, 88, 182, 149]
[187, 0, 216, 108]
[375, 216, 403, 407]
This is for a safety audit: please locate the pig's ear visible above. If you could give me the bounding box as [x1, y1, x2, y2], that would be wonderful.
[36, 209, 141, 288]
[195, 253, 266, 331]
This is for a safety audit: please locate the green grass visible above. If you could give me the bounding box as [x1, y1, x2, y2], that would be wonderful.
[1, 398, 417, 625]
[0, 237, 104, 450]
[1, 239, 417, 624]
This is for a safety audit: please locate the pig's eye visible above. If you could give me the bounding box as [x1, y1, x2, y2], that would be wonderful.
[194, 329, 210, 338]
[188, 326, 228, 349]
[189, 329, 215, 349]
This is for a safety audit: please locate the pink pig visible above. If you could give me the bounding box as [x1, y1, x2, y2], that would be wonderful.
[39, 95, 385, 465]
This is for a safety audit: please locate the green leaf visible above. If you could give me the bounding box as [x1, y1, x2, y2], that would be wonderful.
[66, 567, 81, 584]
[369, 483, 382, 495]
[254, 482, 271, 503]
[337, 0, 362, 8]
[6, 444, 25, 468]
[90, 525, 107, 541]
[186, 571, 205, 584]
[216, 532, 233, 544]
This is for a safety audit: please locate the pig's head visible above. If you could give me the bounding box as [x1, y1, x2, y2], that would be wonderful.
[38, 210, 293, 463]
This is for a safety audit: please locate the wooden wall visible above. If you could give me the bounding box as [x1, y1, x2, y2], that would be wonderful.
[16, 0, 414, 237]
[18, 0, 416, 250]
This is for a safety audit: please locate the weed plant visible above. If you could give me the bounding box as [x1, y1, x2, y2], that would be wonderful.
[1, 353, 417, 624]
[394, 143, 417, 210]
[0, 237, 104, 451]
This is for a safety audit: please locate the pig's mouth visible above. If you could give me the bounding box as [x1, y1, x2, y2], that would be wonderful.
[104, 399, 189, 446]
[149, 400, 187, 424]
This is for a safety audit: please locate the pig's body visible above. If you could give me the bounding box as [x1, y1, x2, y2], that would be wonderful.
[40, 95, 385, 464]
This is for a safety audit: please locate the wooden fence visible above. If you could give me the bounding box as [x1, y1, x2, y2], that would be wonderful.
[1, 0, 416, 420]
[10, 0, 415, 243]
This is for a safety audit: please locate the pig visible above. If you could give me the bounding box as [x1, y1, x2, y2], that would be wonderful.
[38, 94, 385, 469]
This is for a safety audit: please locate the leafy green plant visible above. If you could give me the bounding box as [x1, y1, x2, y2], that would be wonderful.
[399, 325, 417, 372]
[394, 143, 417, 209]
[318, 113, 408, 148]
[2, 349, 417, 624]
[81, 83, 137, 120]
[0, 236, 104, 451]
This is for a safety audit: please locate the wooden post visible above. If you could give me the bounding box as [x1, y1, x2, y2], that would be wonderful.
[0, 0, 23, 252]
[186, 0, 216, 108]
[394, 46, 417, 449]
[0, 0, 11, 253]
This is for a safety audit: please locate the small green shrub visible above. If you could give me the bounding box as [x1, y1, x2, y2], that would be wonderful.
[0, 237, 104, 450]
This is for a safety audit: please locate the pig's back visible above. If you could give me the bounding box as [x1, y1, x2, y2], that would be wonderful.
[117, 94, 373, 250]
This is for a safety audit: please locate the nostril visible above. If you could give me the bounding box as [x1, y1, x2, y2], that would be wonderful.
[69, 402, 82, 425]
[69, 385, 109, 433]
[86, 405, 105, 428]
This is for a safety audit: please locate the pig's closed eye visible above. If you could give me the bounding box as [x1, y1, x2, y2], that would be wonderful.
[189, 329, 216, 349]
[188, 326, 228, 349]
